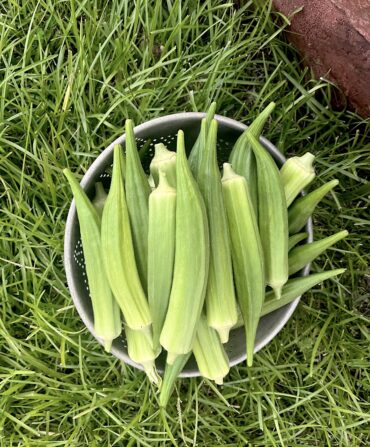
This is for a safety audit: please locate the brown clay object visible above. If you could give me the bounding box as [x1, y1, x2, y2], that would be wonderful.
[273, 0, 370, 117]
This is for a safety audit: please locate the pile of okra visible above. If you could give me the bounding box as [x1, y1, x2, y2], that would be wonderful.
[64, 102, 347, 407]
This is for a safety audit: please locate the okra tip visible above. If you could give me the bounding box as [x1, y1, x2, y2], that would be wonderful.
[274, 286, 282, 300]
[154, 143, 170, 157]
[104, 339, 113, 353]
[221, 162, 236, 181]
[63, 168, 75, 184]
[217, 327, 230, 344]
[299, 152, 315, 171]
[176, 130, 185, 156]
[246, 353, 253, 368]
[166, 351, 179, 365]
[144, 364, 162, 387]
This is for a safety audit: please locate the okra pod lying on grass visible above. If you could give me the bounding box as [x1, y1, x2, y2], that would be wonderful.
[222, 163, 264, 367]
[196, 120, 237, 343]
[160, 130, 209, 365]
[63, 172, 121, 352]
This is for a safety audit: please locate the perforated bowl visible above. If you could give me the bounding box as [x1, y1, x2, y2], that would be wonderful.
[64, 112, 313, 377]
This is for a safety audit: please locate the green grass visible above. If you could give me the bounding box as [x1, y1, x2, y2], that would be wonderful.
[0, 0, 369, 445]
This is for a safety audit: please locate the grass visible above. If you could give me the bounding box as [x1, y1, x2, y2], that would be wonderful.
[0, 0, 369, 445]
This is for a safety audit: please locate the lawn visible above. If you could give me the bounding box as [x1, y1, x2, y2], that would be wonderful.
[0, 0, 369, 445]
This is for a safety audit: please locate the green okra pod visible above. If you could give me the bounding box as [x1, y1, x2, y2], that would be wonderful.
[159, 353, 190, 408]
[101, 145, 152, 331]
[288, 179, 339, 234]
[160, 130, 209, 365]
[193, 315, 230, 384]
[222, 163, 265, 367]
[261, 268, 346, 315]
[124, 325, 160, 386]
[148, 170, 177, 354]
[150, 143, 177, 188]
[229, 102, 276, 216]
[235, 268, 346, 328]
[288, 232, 309, 251]
[246, 133, 289, 299]
[125, 119, 151, 291]
[188, 102, 217, 177]
[281, 152, 315, 207]
[289, 230, 349, 275]
[196, 119, 237, 343]
[63, 171, 121, 352]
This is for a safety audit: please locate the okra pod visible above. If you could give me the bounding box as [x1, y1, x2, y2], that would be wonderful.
[125, 119, 151, 290]
[281, 152, 315, 207]
[196, 119, 237, 343]
[246, 133, 289, 299]
[222, 163, 264, 366]
[288, 232, 309, 251]
[188, 102, 216, 177]
[63, 171, 121, 352]
[229, 102, 276, 215]
[193, 315, 230, 384]
[148, 170, 176, 354]
[234, 268, 346, 328]
[261, 268, 346, 315]
[289, 230, 349, 275]
[150, 143, 177, 188]
[288, 180, 339, 234]
[101, 145, 151, 331]
[160, 130, 209, 365]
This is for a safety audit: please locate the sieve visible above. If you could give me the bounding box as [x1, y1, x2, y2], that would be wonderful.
[64, 112, 313, 377]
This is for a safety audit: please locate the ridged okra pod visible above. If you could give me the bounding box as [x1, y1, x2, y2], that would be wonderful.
[280, 152, 315, 207]
[188, 102, 216, 177]
[124, 325, 160, 385]
[288, 179, 339, 234]
[125, 119, 151, 290]
[159, 354, 190, 407]
[235, 268, 346, 328]
[289, 230, 349, 275]
[288, 232, 309, 251]
[92, 180, 158, 379]
[222, 163, 265, 367]
[150, 143, 177, 188]
[229, 102, 276, 215]
[160, 130, 209, 365]
[196, 119, 237, 343]
[101, 145, 152, 331]
[261, 269, 346, 315]
[193, 315, 230, 384]
[148, 170, 176, 354]
[246, 133, 289, 299]
[63, 171, 121, 352]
